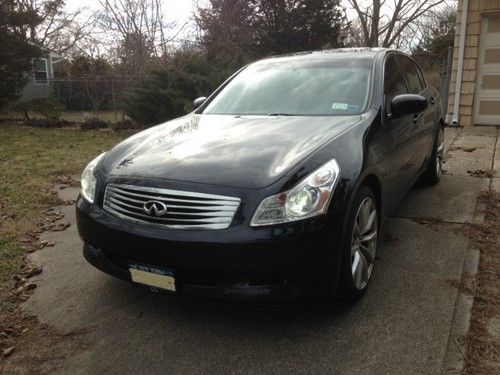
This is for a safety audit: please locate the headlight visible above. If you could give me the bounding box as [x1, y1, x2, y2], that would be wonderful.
[81, 152, 107, 203]
[250, 159, 341, 226]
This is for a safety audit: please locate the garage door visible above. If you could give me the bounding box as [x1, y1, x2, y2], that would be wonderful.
[475, 14, 500, 125]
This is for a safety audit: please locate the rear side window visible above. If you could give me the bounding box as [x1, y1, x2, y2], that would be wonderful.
[416, 66, 427, 90]
[384, 56, 408, 112]
[398, 56, 424, 94]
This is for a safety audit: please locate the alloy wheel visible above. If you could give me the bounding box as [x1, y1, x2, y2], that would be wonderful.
[350, 197, 378, 290]
[436, 127, 444, 178]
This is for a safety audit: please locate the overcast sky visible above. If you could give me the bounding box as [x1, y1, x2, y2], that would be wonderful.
[66, 0, 196, 28]
[65, 0, 358, 43]
[65, 0, 452, 47]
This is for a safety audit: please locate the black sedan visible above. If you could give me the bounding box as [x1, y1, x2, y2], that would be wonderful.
[76, 48, 444, 300]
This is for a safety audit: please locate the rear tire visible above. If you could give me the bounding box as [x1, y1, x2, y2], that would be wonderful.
[336, 186, 379, 302]
[422, 124, 444, 185]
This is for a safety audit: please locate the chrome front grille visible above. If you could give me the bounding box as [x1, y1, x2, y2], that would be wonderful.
[103, 184, 241, 230]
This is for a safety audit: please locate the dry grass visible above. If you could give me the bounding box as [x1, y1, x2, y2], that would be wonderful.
[0, 122, 133, 294]
[461, 189, 500, 374]
[0, 122, 135, 365]
[0, 111, 126, 124]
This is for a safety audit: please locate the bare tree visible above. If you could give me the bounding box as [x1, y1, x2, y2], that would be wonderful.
[18, 0, 96, 55]
[414, 2, 456, 46]
[68, 55, 113, 116]
[99, 0, 185, 75]
[347, 0, 446, 48]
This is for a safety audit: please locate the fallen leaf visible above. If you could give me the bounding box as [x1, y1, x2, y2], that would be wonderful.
[23, 266, 42, 278]
[3, 346, 15, 357]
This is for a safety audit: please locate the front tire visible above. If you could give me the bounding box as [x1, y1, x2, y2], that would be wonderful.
[337, 187, 379, 301]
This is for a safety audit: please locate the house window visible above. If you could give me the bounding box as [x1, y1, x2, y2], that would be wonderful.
[33, 58, 49, 84]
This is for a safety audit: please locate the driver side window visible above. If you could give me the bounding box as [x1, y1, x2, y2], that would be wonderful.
[384, 56, 408, 114]
[398, 55, 425, 94]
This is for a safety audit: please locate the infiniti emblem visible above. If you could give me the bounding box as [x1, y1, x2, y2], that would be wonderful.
[143, 200, 168, 216]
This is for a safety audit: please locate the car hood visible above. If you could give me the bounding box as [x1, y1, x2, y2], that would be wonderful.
[102, 114, 361, 189]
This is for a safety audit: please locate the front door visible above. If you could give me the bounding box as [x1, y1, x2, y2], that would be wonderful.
[475, 14, 500, 126]
[383, 55, 417, 209]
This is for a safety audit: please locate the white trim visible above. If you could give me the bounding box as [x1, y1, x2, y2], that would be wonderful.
[32, 57, 50, 86]
[452, 0, 468, 125]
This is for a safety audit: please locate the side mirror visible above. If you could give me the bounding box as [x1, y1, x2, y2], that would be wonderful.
[193, 97, 207, 109]
[390, 94, 428, 116]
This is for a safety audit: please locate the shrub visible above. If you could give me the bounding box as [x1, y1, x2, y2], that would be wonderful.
[25, 119, 71, 128]
[81, 117, 109, 130]
[110, 119, 143, 131]
[121, 50, 219, 126]
[120, 79, 182, 125]
[14, 97, 64, 120]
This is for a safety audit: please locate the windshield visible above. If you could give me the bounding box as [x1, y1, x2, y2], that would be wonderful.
[203, 57, 373, 116]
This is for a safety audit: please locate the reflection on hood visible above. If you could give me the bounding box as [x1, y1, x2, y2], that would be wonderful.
[102, 114, 361, 189]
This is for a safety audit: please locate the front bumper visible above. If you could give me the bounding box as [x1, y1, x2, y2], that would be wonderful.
[76, 197, 345, 299]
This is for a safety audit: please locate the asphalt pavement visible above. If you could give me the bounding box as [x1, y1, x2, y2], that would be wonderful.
[5, 126, 499, 374]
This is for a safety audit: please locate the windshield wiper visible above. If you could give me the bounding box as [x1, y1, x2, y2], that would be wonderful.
[266, 112, 294, 116]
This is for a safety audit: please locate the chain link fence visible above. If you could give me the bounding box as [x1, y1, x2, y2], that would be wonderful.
[413, 46, 453, 112]
[2, 77, 153, 124]
[3, 51, 454, 125]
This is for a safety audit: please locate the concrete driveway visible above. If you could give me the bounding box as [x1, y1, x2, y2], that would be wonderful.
[5, 127, 499, 374]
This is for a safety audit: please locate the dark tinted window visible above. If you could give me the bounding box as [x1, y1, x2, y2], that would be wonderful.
[416, 66, 427, 89]
[398, 56, 424, 94]
[384, 56, 408, 112]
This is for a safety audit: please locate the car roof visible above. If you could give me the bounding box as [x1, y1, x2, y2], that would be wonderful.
[260, 47, 390, 62]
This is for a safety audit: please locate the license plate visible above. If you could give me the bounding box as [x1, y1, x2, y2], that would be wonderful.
[129, 263, 176, 292]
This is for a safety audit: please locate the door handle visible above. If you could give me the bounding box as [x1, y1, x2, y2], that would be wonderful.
[413, 113, 423, 124]
[430, 97, 436, 105]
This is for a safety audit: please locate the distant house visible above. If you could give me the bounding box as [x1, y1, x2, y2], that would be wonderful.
[448, 0, 500, 126]
[19, 52, 63, 101]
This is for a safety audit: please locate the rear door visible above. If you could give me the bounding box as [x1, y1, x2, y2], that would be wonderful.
[397, 55, 435, 173]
